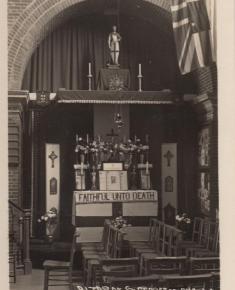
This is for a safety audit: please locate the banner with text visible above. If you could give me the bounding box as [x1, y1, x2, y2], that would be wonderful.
[74, 190, 158, 204]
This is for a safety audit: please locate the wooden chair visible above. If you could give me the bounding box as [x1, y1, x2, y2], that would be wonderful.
[98, 257, 139, 285]
[137, 224, 183, 274]
[82, 224, 125, 285]
[185, 221, 219, 257]
[133, 219, 165, 258]
[43, 230, 79, 290]
[103, 274, 161, 288]
[80, 219, 111, 252]
[142, 256, 187, 276]
[129, 218, 158, 256]
[189, 257, 220, 275]
[177, 217, 205, 255]
[159, 273, 212, 289]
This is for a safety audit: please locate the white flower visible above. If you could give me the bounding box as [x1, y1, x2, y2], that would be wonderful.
[41, 216, 45, 220]
[44, 216, 49, 221]
[37, 219, 41, 223]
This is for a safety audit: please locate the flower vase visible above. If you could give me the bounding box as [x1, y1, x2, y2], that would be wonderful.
[130, 165, 138, 190]
[80, 154, 85, 163]
[46, 222, 57, 242]
[140, 153, 145, 164]
[91, 166, 97, 190]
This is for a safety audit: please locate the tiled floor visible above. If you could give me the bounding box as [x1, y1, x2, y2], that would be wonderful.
[10, 269, 70, 290]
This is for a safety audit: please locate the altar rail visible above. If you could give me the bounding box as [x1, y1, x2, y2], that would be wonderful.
[56, 90, 177, 104]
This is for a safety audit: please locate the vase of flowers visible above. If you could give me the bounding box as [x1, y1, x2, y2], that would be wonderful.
[38, 207, 58, 242]
[111, 216, 131, 230]
[175, 213, 192, 240]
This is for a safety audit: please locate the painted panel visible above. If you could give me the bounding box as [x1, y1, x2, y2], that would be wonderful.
[161, 143, 177, 219]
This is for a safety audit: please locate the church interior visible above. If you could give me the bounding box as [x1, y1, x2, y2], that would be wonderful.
[7, 0, 220, 289]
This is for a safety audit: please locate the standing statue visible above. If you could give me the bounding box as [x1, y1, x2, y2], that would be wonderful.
[108, 25, 122, 65]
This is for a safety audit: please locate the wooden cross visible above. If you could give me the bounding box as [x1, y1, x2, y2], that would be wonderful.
[106, 128, 119, 142]
[164, 150, 174, 167]
[48, 151, 58, 168]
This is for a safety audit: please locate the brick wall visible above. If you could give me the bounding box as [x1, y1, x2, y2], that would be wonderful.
[8, 93, 28, 206]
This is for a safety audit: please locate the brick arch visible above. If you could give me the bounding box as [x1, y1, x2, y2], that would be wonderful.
[8, 0, 171, 90]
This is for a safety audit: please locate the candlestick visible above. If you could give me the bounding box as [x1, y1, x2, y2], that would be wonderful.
[145, 134, 149, 144]
[139, 63, 142, 75]
[89, 62, 91, 75]
[137, 63, 143, 92]
[87, 62, 92, 91]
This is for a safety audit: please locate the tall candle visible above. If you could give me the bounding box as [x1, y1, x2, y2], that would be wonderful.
[88, 62, 91, 75]
[76, 134, 79, 143]
[139, 63, 142, 75]
[145, 134, 149, 144]
[86, 134, 89, 144]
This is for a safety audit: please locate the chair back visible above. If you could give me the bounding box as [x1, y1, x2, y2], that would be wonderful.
[163, 203, 176, 225]
[189, 257, 220, 275]
[156, 221, 165, 254]
[163, 224, 183, 256]
[102, 257, 139, 277]
[207, 222, 219, 252]
[107, 225, 124, 258]
[144, 256, 187, 276]
[147, 218, 158, 247]
[69, 229, 80, 268]
[101, 219, 111, 253]
[160, 273, 212, 289]
[104, 275, 160, 287]
[192, 217, 204, 242]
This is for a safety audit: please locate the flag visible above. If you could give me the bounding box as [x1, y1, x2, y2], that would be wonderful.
[171, 0, 213, 74]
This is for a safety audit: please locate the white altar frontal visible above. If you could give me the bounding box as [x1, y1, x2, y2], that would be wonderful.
[72, 190, 158, 228]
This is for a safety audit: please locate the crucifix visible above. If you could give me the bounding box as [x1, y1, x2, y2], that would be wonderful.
[48, 151, 58, 168]
[164, 150, 174, 167]
[106, 128, 119, 142]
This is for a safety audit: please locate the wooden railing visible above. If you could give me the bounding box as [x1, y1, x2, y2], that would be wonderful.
[9, 200, 32, 275]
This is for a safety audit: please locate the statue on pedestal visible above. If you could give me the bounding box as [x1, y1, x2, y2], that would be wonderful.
[108, 25, 121, 66]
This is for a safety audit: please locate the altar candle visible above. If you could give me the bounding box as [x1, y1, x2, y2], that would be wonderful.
[146, 161, 149, 174]
[98, 135, 101, 142]
[88, 62, 91, 75]
[76, 134, 79, 143]
[134, 135, 137, 142]
[138, 63, 142, 75]
[86, 134, 89, 144]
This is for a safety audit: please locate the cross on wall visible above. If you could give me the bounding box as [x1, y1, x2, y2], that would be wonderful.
[48, 151, 58, 168]
[164, 150, 174, 167]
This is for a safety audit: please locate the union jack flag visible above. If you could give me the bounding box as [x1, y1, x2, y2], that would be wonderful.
[171, 0, 213, 74]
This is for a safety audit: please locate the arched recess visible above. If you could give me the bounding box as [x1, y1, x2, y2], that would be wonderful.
[8, 0, 172, 90]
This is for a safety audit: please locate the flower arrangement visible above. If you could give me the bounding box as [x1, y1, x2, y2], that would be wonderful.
[74, 135, 150, 165]
[38, 207, 58, 239]
[175, 213, 191, 224]
[175, 213, 192, 238]
[111, 216, 131, 229]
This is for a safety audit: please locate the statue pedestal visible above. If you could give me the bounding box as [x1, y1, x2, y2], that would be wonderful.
[107, 64, 120, 69]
